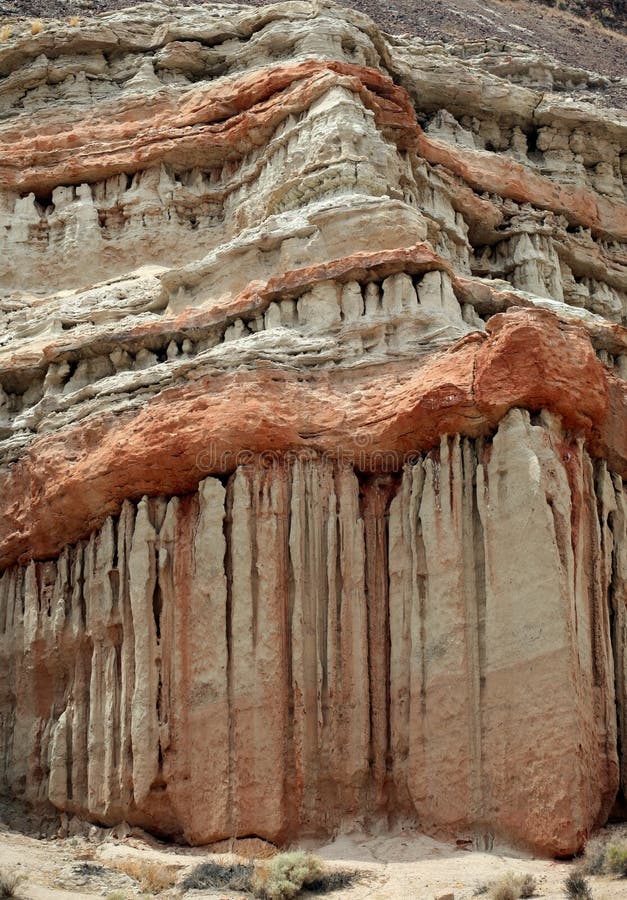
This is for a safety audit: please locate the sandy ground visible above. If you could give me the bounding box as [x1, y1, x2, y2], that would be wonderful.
[1, 821, 627, 899]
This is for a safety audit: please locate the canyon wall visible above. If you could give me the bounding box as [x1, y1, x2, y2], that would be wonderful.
[1, 414, 625, 856]
[0, 0, 625, 856]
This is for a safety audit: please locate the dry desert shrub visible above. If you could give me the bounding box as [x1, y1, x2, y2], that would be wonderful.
[73, 862, 107, 878]
[68, 16, 80, 26]
[30, 20, 43, 34]
[514, 873, 537, 898]
[0, 26, 12, 41]
[564, 871, 593, 900]
[488, 871, 537, 900]
[0, 871, 21, 899]
[581, 834, 627, 877]
[581, 835, 608, 875]
[181, 855, 358, 896]
[182, 860, 254, 892]
[252, 851, 323, 899]
[604, 840, 627, 876]
[304, 868, 360, 894]
[109, 858, 178, 894]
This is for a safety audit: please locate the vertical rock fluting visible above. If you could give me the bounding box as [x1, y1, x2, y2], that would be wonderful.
[0, 0, 625, 859]
[389, 412, 622, 854]
[0, 411, 624, 855]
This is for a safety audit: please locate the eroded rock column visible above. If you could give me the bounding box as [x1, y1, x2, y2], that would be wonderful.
[0, 415, 624, 854]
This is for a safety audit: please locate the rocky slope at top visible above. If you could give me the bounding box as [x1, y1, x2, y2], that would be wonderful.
[2, 0, 626, 107]
[0, 0, 625, 857]
[525, 0, 625, 33]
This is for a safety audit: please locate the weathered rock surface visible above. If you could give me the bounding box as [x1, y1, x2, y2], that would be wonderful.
[0, 0, 625, 857]
[1, 414, 624, 855]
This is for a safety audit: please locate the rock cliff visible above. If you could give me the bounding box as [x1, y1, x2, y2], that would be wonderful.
[0, 0, 625, 857]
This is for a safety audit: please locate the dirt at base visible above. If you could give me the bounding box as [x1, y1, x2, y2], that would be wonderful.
[2, 822, 627, 899]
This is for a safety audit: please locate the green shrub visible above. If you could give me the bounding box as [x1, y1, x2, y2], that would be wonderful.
[252, 851, 323, 900]
[604, 841, 627, 876]
[564, 871, 593, 900]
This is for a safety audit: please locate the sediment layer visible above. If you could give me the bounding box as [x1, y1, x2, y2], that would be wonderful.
[0, 0, 625, 855]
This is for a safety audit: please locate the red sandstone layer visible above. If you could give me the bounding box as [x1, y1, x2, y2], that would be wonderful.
[417, 132, 627, 241]
[0, 61, 416, 195]
[1, 60, 624, 242]
[0, 306, 623, 569]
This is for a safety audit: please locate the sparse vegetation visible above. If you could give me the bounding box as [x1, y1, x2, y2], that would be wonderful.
[252, 852, 324, 900]
[306, 868, 360, 894]
[0, 871, 21, 899]
[181, 855, 357, 897]
[564, 871, 593, 900]
[473, 885, 489, 896]
[109, 858, 178, 895]
[0, 26, 11, 41]
[604, 841, 627, 877]
[525, 0, 626, 32]
[516, 873, 537, 898]
[68, 16, 80, 26]
[182, 860, 254, 892]
[486, 872, 538, 900]
[73, 862, 106, 877]
[581, 836, 607, 875]
[580, 835, 627, 878]
[30, 20, 43, 35]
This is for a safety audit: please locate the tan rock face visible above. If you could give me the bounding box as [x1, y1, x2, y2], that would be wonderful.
[0, 0, 625, 857]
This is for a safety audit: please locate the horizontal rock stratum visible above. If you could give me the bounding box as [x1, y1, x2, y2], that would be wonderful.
[0, 0, 626, 857]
